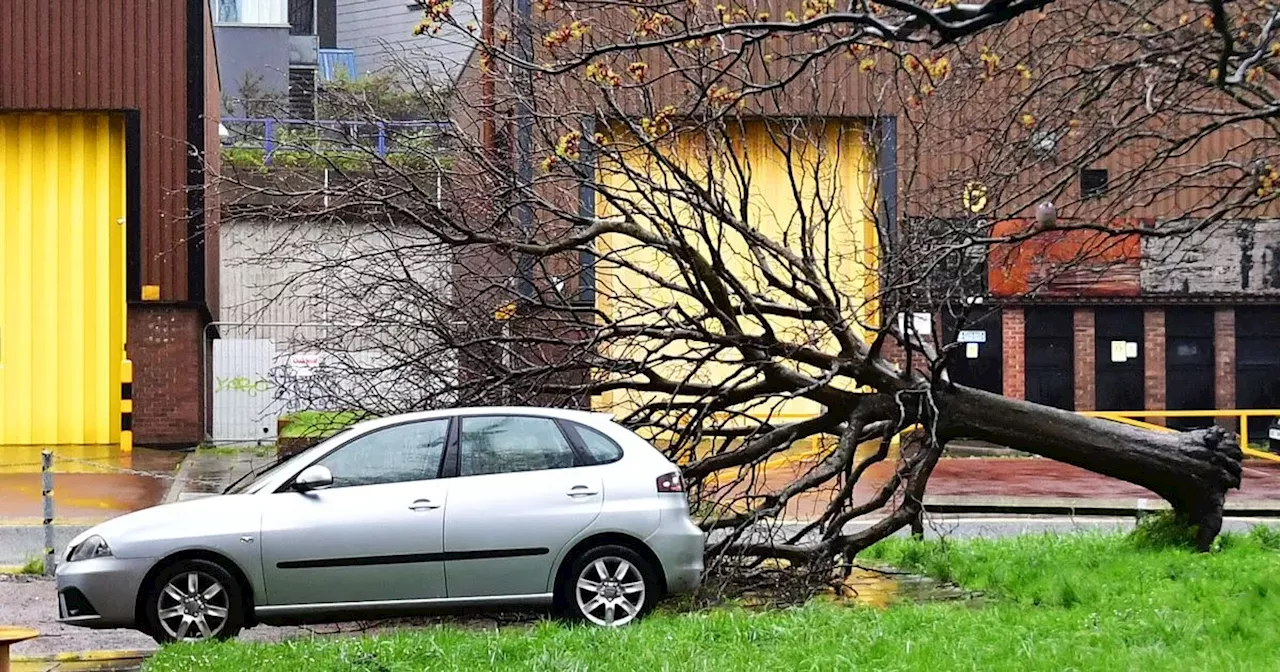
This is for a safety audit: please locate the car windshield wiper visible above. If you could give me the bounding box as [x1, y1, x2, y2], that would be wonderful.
[222, 455, 289, 495]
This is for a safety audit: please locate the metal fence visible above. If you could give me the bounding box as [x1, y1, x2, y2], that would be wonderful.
[220, 117, 451, 166]
[203, 321, 458, 443]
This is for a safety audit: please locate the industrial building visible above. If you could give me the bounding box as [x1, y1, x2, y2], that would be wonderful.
[0, 1, 221, 446]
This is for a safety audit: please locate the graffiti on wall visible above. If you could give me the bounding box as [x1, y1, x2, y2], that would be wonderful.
[215, 377, 273, 396]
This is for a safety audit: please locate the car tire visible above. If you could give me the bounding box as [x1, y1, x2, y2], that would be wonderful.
[145, 558, 245, 644]
[560, 544, 660, 627]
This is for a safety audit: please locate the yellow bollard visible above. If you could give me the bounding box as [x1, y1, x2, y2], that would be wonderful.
[121, 357, 134, 454]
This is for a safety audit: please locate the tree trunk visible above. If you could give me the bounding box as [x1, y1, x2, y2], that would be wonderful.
[938, 385, 1243, 550]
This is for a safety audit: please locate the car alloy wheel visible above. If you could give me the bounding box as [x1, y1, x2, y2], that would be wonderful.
[154, 569, 232, 641]
[574, 556, 647, 627]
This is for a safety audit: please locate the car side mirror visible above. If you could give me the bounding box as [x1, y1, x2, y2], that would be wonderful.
[293, 465, 334, 492]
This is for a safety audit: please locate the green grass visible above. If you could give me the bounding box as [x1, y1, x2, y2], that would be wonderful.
[147, 528, 1280, 671]
[278, 411, 367, 439]
[18, 556, 44, 575]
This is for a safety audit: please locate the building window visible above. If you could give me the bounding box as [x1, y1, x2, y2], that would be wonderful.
[289, 0, 315, 36]
[215, 0, 288, 25]
[1080, 167, 1108, 199]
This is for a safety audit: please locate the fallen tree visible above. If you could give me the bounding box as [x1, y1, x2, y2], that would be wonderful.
[215, 0, 1279, 567]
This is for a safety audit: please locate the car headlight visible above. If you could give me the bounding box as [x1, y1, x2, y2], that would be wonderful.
[67, 535, 112, 562]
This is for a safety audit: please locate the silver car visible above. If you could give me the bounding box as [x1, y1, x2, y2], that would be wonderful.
[56, 407, 704, 642]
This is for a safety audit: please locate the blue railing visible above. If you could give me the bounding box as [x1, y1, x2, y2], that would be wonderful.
[318, 48, 358, 82]
[221, 117, 451, 165]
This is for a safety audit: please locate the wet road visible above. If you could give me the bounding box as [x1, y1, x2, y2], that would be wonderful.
[0, 447, 184, 565]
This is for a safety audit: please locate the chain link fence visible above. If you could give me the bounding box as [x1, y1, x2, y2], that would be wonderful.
[203, 321, 458, 444]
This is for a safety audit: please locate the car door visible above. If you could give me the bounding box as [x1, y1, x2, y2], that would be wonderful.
[260, 418, 451, 606]
[442, 415, 604, 598]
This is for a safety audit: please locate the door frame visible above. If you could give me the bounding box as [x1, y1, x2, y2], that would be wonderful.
[1093, 307, 1145, 412]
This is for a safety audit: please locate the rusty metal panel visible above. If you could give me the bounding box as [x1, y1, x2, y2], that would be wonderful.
[205, 0, 222, 319]
[0, 0, 195, 302]
[988, 219, 1143, 298]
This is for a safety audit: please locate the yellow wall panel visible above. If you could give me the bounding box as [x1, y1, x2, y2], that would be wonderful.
[0, 114, 126, 446]
[593, 120, 877, 428]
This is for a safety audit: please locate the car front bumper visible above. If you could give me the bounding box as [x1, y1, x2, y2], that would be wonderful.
[55, 555, 155, 629]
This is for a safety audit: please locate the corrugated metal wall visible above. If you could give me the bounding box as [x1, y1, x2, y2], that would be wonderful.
[0, 114, 126, 445]
[593, 120, 876, 422]
[0, 0, 193, 301]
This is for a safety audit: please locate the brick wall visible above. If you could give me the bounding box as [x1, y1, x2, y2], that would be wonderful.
[1144, 308, 1166, 421]
[1214, 308, 1236, 430]
[1002, 308, 1025, 399]
[128, 304, 207, 446]
[1073, 308, 1096, 411]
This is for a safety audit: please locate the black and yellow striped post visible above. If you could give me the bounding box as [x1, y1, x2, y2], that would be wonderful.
[121, 355, 134, 454]
[42, 448, 54, 577]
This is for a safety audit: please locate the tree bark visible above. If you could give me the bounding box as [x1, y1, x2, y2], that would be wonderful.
[938, 385, 1243, 551]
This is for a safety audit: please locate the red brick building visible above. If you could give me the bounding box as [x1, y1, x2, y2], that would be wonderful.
[944, 220, 1280, 441]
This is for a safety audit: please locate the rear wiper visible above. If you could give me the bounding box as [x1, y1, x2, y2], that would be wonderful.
[222, 454, 288, 495]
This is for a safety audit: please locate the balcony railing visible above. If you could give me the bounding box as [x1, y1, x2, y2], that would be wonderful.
[221, 117, 452, 167]
[318, 49, 358, 82]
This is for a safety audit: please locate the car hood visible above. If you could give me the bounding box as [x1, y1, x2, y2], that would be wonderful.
[68, 494, 264, 559]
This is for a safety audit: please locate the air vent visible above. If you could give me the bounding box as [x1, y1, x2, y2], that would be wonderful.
[1080, 167, 1108, 199]
[288, 67, 316, 120]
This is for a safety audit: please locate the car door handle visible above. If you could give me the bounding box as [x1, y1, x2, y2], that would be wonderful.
[409, 499, 442, 511]
[567, 486, 599, 498]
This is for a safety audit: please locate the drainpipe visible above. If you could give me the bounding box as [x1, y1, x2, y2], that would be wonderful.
[514, 0, 535, 299]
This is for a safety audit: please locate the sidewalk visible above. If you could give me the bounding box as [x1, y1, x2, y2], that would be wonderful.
[754, 456, 1280, 521]
[0, 447, 268, 567]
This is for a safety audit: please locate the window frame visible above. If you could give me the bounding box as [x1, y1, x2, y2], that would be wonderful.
[276, 417, 453, 492]
[442, 414, 595, 479]
[557, 420, 624, 467]
[213, 0, 290, 26]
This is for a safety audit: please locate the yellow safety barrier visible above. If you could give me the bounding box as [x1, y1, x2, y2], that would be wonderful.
[120, 357, 134, 454]
[1081, 410, 1280, 463]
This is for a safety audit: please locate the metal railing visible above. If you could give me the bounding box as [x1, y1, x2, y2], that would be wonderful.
[220, 117, 451, 165]
[1082, 409, 1280, 462]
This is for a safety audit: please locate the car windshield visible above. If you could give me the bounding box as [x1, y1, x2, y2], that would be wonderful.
[225, 459, 293, 495]
[223, 428, 357, 494]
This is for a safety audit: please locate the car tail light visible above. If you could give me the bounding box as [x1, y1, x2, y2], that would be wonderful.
[656, 471, 684, 493]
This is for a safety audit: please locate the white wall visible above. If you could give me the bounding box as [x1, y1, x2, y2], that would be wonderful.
[336, 0, 477, 84]
[216, 217, 457, 430]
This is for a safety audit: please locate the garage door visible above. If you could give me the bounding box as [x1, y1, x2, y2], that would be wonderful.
[1237, 307, 1280, 444]
[0, 114, 126, 445]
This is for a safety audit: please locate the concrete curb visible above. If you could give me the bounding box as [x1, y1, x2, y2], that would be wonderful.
[12, 649, 153, 671]
[160, 453, 196, 505]
[12, 649, 152, 663]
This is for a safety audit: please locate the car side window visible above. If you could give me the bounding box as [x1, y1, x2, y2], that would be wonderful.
[315, 420, 448, 489]
[459, 416, 577, 477]
[571, 423, 624, 465]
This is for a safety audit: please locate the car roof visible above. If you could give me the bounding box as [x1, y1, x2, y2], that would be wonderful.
[351, 406, 617, 432]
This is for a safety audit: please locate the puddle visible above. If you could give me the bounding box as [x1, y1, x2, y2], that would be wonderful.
[0, 447, 184, 521]
[729, 560, 974, 611]
[0, 446, 183, 475]
[829, 567, 975, 607]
